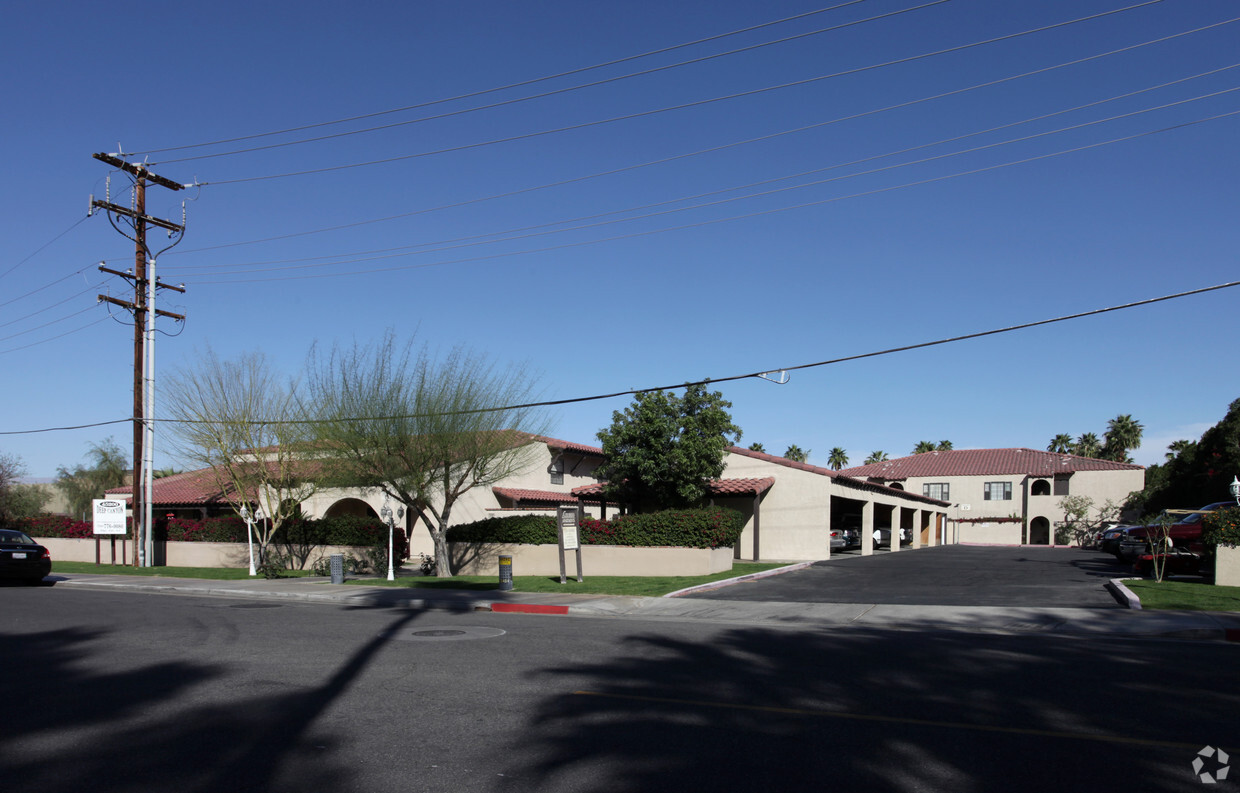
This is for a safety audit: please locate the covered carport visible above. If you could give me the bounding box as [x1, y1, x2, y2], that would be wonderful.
[828, 476, 950, 558]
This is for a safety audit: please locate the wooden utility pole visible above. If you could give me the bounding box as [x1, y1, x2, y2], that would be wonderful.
[91, 153, 185, 566]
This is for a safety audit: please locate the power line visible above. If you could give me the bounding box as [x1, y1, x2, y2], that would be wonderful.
[0, 216, 89, 282]
[160, 17, 1237, 259]
[3, 278, 1234, 434]
[151, 1, 949, 165]
[175, 109, 1240, 285]
[160, 72, 1240, 278]
[197, 1, 1169, 186]
[125, 1, 878, 157]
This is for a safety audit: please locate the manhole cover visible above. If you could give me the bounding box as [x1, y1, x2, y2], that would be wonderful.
[229, 603, 283, 609]
[384, 626, 506, 642]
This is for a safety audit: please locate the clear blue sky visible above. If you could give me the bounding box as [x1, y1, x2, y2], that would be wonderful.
[2, 0, 1237, 479]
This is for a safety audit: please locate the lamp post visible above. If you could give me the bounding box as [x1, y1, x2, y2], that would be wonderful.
[380, 496, 404, 582]
[240, 504, 257, 576]
[1230, 476, 1239, 506]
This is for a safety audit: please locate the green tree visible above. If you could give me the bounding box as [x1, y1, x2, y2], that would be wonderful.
[163, 349, 316, 567]
[747, 442, 766, 453]
[936, 440, 953, 451]
[864, 450, 889, 465]
[1102, 414, 1143, 462]
[0, 453, 50, 527]
[1047, 434, 1074, 454]
[827, 447, 849, 470]
[912, 441, 937, 454]
[308, 332, 549, 576]
[783, 444, 809, 463]
[1165, 439, 1196, 462]
[55, 438, 129, 520]
[1073, 432, 1103, 458]
[597, 383, 742, 512]
[1130, 398, 1240, 515]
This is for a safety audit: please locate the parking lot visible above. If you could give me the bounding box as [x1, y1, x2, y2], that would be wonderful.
[688, 545, 1131, 608]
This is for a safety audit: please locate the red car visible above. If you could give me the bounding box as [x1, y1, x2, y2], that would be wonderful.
[1123, 501, 1232, 577]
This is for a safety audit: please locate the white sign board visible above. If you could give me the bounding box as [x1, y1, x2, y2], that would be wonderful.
[93, 499, 128, 535]
[559, 509, 580, 550]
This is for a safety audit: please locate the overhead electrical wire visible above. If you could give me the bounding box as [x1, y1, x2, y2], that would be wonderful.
[0, 316, 112, 359]
[194, 1, 1171, 186]
[151, 0, 951, 165]
[162, 18, 1239, 260]
[159, 69, 1239, 277]
[173, 108, 1240, 285]
[0, 216, 90, 282]
[2, 278, 1234, 434]
[128, 0, 878, 157]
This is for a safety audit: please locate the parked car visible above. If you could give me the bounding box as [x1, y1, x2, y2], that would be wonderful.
[1117, 501, 1233, 568]
[829, 526, 860, 551]
[0, 529, 52, 584]
[873, 526, 910, 548]
[1098, 525, 1130, 556]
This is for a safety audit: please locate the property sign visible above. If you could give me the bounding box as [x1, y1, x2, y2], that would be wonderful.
[559, 509, 580, 550]
[92, 499, 128, 535]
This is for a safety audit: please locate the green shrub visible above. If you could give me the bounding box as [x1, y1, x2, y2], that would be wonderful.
[446, 507, 743, 549]
[15, 515, 107, 539]
[1204, 506, 1240, 548]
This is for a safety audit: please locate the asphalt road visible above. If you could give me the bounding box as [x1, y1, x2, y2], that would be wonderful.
[689, 545, 1133, 607]
[3, 587, 1235, 793]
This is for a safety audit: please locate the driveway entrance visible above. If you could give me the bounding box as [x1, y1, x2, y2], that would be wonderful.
[688, 546, 1130, 608]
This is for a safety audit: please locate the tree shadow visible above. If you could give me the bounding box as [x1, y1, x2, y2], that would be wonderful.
[504, 622, 1235, 792]
[2, 609, 420, 793]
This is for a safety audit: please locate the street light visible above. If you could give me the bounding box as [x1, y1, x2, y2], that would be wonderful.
[239, 504, 257, 576]
[1230, 475, 1240, 506]
[380, 495, 404, 582]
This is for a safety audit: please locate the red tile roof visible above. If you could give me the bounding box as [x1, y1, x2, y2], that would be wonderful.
[106, 467, 239, 506]
[570, 477, 775, 499]
[492, 487, 581, 505]
[838, 448, 1143, 480]
[725, 446, 949, 506]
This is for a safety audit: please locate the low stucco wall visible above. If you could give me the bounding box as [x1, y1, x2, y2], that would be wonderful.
[38, 537, 371, 569]
[450, 542, 734, 577]
[1216, 545, 1240, 587]
[957, 523, 1023, 545]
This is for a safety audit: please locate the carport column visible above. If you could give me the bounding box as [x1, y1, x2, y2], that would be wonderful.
[927, 511, 937, 547]
[860, 500, 874, 556]
[912, 509, 922, 549]
[889, 505, 901, 553]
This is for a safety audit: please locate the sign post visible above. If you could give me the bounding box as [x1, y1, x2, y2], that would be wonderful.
[556, 505, 583, 584]
[92, 499, 128, 566]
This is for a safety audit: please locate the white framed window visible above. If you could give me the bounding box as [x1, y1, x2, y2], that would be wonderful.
[923, 482, 949, 501]
[984, 481, 1012, 501]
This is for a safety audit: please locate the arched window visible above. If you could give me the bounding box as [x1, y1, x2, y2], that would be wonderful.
[324, 498, 379, 520]
[1031, 479, 1051, 496]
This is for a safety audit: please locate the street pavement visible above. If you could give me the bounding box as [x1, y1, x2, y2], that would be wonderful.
[40, 546, 1240, 642]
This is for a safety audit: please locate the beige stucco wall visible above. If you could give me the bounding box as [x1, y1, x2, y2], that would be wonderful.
[450, 542, 734, 577]
[38, 537, 372, 569]
[957, 522, 1023, 544]
[1215, 545, 1240, 587]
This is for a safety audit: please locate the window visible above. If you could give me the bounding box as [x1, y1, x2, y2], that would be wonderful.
[983, 481, 1012, 501]
[923, 482, 949, 501]
[550, 456, 564, 485]
[1031, 479, 1050, 496]
[1053, 475, 1070, 496]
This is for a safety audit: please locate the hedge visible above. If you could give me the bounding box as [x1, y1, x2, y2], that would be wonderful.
[446, 507, 744, 549]
[1204, 506, 1240, 548]
[13, 515, 113, 539]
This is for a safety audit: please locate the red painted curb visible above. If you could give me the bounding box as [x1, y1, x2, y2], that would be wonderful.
[490, 602, 570, 615]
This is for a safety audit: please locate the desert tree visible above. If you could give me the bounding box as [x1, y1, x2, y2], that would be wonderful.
[912, 440, 937, 454]
[864, 450, 889, 465]
[55, 438, 129, 520]
[783, 444, 809, 463]
[162, 348, 315, 566]
[1047, 433, 1074, 454]
[1, 453, 50, 527]
[306, 333, 549, 577]
[827, 447, 849, 470]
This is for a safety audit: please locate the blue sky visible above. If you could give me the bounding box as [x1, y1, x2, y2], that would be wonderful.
[2, 0, 1237, 479]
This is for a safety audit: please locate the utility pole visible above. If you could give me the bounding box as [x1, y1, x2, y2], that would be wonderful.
[91, 153, 186, 567]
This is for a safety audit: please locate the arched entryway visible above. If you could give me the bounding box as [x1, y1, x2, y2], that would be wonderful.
[323, 497, 380, 520]
[1029, 516, 1050, 545]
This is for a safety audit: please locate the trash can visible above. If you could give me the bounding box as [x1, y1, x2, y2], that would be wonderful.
[498, 554, 513, 591]
[330, 554, 345, 585]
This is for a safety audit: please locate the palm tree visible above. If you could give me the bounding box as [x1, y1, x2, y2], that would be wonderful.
[747, 442, 766, 453]
[864, 450, 889, 465]
[936, 440, 953, 451]
[1074, 432, 1102, 458]
[1047, 433, 1074, 454]
[827, 447, 849, 470]
[784, 444, 809, 463]
[1165, 439, 1196, 462]
[1103, 414, 1144, 461]
[912, 440, 937, 454]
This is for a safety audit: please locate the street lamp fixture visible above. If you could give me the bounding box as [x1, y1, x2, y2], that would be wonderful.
[380, 495, 404, 582]
[1230, 475, 1240, 506]
[240, 504, 257, 576]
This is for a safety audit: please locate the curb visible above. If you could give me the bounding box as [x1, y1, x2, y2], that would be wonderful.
[663, 561, 814, 598]
[1107, 578, 1142, 610]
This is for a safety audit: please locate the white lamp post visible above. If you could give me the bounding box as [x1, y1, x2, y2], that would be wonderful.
[380, 496, 404, 582]
[1230, 475, 1240, 506]
[240, 504, 256, 576]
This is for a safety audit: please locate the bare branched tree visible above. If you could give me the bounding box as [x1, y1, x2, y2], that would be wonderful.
[162, 348, 314, 565]
[306, 332, 549, 576]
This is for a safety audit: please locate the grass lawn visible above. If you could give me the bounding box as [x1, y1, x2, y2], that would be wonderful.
[52, 562, 319, 580]
[1121, 577, 1240, 611]
[344, 562, 788, 597]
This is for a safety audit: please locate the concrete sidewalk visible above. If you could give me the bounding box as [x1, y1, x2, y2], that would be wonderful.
[43, 571, 1240, 642]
